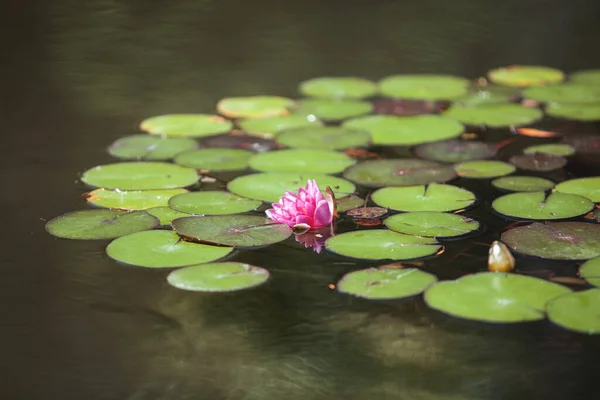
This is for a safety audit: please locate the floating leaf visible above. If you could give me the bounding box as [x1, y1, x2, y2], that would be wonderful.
[140, 114, 233, 137]
[545, 103, 600, 121]
[217, 96, 295, 118]
[378, 74, 470, 100]
[555, 177, 600, 202]
[443, 104, 543, 127]
[491, 176, 555, 192]
[522, 84, 600, 103]
[523, 144, 575, 157]
[580, 257, 600, 287]
[238, 115, 321, 138]
[372, 99, 447, 116]
[248, 148, 356, 174]
[343, 159, 456, 188]
[454, 160, 516, 179]
[81, 162, 199, 190]
[509, 153, 567, 172]
[45, 210, 159, 240]
[569, 69, 600, 85]
[299, 77, 377, 99]
[336, 195, 365, 212]
[146, 206, 190, 226]
[547, 289, 600, 334]
[107, 135, 198, 160]
[413, 139, 497, 163]
[372, 184, 476, 212]
[173, 215, 292, 248]
[200, 134, 280, 152]
[492, 191, 593, 220]
[276, 126, 371, 150]
[346, 207, 388, 219]
[86, 188, 188, 210]
[173, 148, 252, 171]
[168, 191, 262, 215]
[167, 262, 270, 292]
[384, 212, 480, 238]
[487, 65, 565, 87]
[452, 85, 518, 107]
[293, 99, 372, 121]
[106, 230, 233, 268]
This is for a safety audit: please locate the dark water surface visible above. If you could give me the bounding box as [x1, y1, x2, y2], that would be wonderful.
[3, 0, 600, 399]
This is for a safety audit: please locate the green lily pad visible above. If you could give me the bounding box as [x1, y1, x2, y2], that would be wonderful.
[276, 126, 371, 150]
[172, 215, 292, 248]
[228, 172, 355, 202]
[146, 206, 190, 226]
[547, 289, 600, 334]
[509, 154, 567, 172]
[424, 272, 572, 323]
[501, 221, 600, 260]
[81, 162, 199, 190]
[522, 84, 600, 103]
[342, 115, 464, 146]
[45, 209, 159, 240]
[167, 262, 270, 292]
[487, 65, 565, 87]
[372, 183, 476, 212]
[325, 230, 442, 261]
[293, 99, 372, 121]
[452, 85, 518, 107]
[570, 69, 600, 85]
[238, 115, 321, 138]
[86, 188, 189, 210]
[299, 77, 377, 99]
[140, 114, 233, 137]
[168, 191, 262, 215]
[580, 257, 600, 287]
[492, 191, 593, 220]
[491, 176, 555, 192]
[336, 266, 438, 300]
[413, 139, 497, 163]
[523, 144, 575, 157]
[378, 74, 470, 100]
[108, 135, 198, 160]
[455, 160, 516, 179]
[545, 102, 600, 121]
[106, 230, 233, 268]
[217, 96, 295, 118]
[343, 159, 456, 188]
[384, 212, 480, 238]
[248, 149, 356, 174]
[173, 148, 252, 171]
[443, 104, 543, 127]
[555, 177, 600, 202]
[336, 195, 365, 212]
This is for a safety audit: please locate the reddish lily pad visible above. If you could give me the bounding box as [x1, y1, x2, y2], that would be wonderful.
[509, 153, 568, 172]
[346, 207, 388, 219]
[200, 134, 280, 152]
[414, 139, 497, 163]
[372, 99, 447, 116]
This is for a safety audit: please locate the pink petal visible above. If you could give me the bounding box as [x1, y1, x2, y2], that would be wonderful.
[313, 199, 333, 228]
[295, 214, 311, 226]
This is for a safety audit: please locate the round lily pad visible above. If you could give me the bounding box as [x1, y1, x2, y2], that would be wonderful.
[200, 134, 280, 152]
[555, 177, 600, 202]
[443, 104, 543, 128]
[546, 102, 600, 121]
[172, 215, 292, 248]
[424, 272, 572, 323]
[384, 212, 480, 238]
[336, 266, 438, 300]
[325, 230, 442, 261]
[228, 172, 356, 202]
[167, 262, 270, 292]
[45, 209, 159, 240]
[547, 289, 600, 334]
[343, 159, 456, 188]
[452, 85, 518, 107]
[168, 191, 262, 215]
[238, 115, 321, 138]
[491, 176, 555, 192]
[378, 74, 470, 100]
[106, 230, 233, 268]
[293, 99, 372, 121]
[372, 183, 476, 212]
[86, 188, 189, 210]
[81, 162, 199, 190]
[216, 96, 295, 118]
[139, 114, 233, 137]
[276, 126, 371, 150]
[492, 191, 593, 220]
[299, 77, 377, 99]
[108, 135, 198, 160]
[487, 65, 565, 87]
[522, 84, 600, 103]
[454, 160, 516, 179]
[174, 148, 252, 171]
[248, 149, 356, 174]
[509, 154, 567, 172]
[346, 207, 388, 220]
[580, 257, 600, 287]
[336, 195, 365, 212]
[413, 139, 497, 163]
[501, 221, 600, 260]
[523, 144, 575, 157]
[146, 206, 190, 226]
[570, 69, 600, 85]
[342, 115, 464, 146]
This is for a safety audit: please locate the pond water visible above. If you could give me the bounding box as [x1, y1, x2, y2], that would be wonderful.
[4, 0, 600, 399]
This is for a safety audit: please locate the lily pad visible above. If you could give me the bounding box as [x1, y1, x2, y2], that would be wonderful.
[378, 74, 470, 100]
[424, 272, 572, 323]
[106, 230, 233, 268]
[343, 159, 456, 188]
[492, 191, 593, 220]
[346, 207, 388, 220]
[140, 114, 233, 137]
[491, 176, 555, 192]
[146, 206, 190, 226]
[454, 160, 516, 179]
[372, 99, 447, 116]
[293, 99, 372, 121]
[487, 65, 565, 87]
[413, 139, 497, 163]
[276, 126, 371, 150]
[452, 85, 518, 107]
[509, 154, 567, 172]
[299, 77, 377, 99]
[172, 215, 292, 248]
[325, 230, 442, 261]
[248, 149, 356, 174]
[342, 115, 464, 146]
[547, 289, 600, 334]
[81, 162, 199, 190]
[336, 195, 365, 212]
[443, 104, 543, 128]
[173, 148, 252, 171]
[372, 183, 476, 212]
[570, 69, 600, 85]
[384, 212, 480, 238]
[216, 96, 295, 118]
[580, 257, 600, 287]
[167, 262, 270, 292]
[546, 102, 600, 121]
[228, 172, 355, 202]
[555, 177, 600, 202]
[336, 266, 438, 300]
[108, 135, 198, 160]
[523, 144, 575, 157]
[45, 209, 159, 240]
[501, 221, 600, 260]
[86, 188, 189, 210]
[200, 134, 280, 152]
[238, 115, 321, 138]
[168, 191, 262, 215]
[522, 84, 600, 103]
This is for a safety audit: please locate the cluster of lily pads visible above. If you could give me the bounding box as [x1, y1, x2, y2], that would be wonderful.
[45, 65, 600, 334]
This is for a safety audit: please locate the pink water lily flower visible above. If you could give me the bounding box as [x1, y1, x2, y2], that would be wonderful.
[265, 179, 334, 230]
